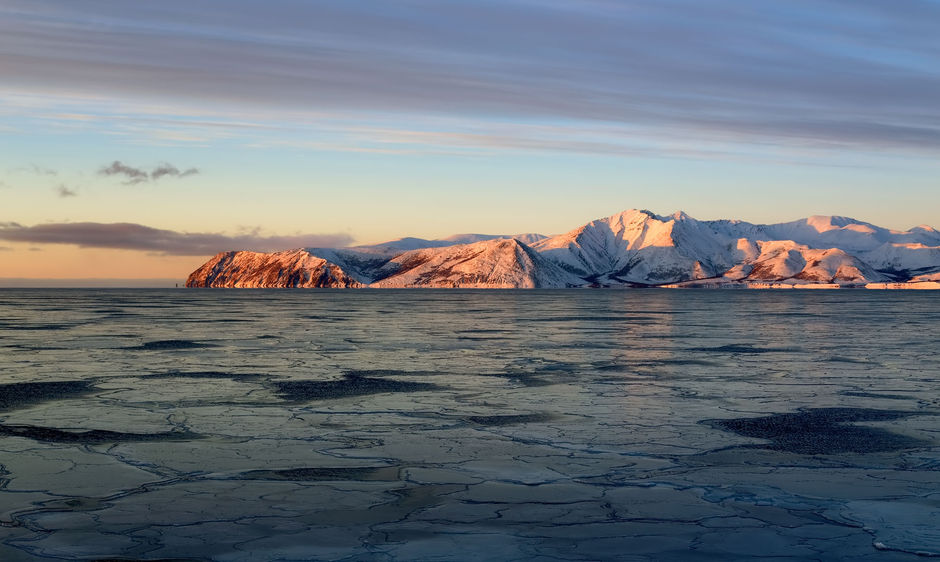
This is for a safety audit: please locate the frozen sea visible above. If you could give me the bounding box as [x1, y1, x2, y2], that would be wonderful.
[0, 289, 938, 561]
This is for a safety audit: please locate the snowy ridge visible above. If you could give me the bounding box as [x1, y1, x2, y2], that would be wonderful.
[353, 232, 548, 254]
[371, 238, 581, 288]
[186, 209, 940, 288]
[728, 241, 885, 284]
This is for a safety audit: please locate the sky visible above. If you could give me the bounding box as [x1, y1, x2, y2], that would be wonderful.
[2, 0, 939, 281]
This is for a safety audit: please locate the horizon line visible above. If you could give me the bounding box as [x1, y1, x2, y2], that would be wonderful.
[0, 278, 184, 288]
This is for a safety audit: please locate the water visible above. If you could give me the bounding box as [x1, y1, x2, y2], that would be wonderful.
[0, 289, 937, 561]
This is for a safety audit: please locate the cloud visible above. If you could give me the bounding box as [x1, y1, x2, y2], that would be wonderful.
[32, 165, 57, 176]
[2, 1, 940, 154]
[99, 161, 149, 184]
[0, 221, 354, 256]
[98, 161, 199, 184]
[55, 184, 78, 197]
[150, 163, 199, 180]
[10, 164, 57, 176]
[0, 246, 11, 252]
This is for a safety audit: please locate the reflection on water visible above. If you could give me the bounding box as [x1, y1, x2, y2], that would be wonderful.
[0, 289, 937, 560]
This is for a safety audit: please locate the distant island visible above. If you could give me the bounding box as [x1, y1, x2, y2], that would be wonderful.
[187, 209, 940, 289]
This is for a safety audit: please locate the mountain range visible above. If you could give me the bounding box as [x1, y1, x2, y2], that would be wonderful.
[186, 209, 940, 288]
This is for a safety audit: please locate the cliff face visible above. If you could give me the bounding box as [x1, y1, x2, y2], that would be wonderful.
[186, 250, 363, 288]
[186, 209, 940, 288]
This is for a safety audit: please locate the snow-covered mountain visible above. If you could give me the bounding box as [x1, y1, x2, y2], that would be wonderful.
[728, 241, 884, 284]
[186, 209, 940, 288]
[371, 238, 581, 288]
[531, 210, 736, 283]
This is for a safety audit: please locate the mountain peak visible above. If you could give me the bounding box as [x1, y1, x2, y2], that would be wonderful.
[372, 237, 580, 288]
[188, 207, 940, 288]
[804, 215, 869, 232]
[612, 209, 691, 223]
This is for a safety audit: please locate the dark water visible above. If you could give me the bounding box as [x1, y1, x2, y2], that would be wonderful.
[0, 289, 937, 561]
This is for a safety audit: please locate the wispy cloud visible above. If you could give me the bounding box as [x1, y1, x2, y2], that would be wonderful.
[98, 161, 199, 184]
[0, 221, 354, 256]
[150, 163, 199, 180]
[99, 161, 149, 184]
[55, 184, 77, 198]
[10, 164, 58, 176]
[1, 1, 939, 155]
[33, 164, 57, 176]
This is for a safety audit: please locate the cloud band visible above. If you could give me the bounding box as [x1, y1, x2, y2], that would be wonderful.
[0, 222, 353, 256]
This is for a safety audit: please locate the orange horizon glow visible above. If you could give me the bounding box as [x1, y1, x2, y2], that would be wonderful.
[0, 243, 206, 280]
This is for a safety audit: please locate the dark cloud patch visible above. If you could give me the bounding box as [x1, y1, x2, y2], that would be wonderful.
[150, 163, 199, 180]
[55, 184, 77, 198]
[150, 164, 176, 180]
[99, 161, 149, 184]
[0, 221, 354, 256]
[0, 246, 12, 252]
